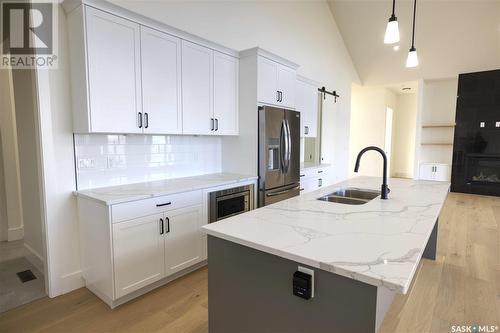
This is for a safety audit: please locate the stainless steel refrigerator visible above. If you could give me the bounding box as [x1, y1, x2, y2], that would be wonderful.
[258, 106, 301, 207]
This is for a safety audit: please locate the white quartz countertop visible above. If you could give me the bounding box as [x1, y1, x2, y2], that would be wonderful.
[202, 176, 450, 294]
[300, 162, 331, 171]
[75, 173, 258, 205]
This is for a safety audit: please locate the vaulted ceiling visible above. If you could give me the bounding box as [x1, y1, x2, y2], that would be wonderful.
[328, 0, 500, 86]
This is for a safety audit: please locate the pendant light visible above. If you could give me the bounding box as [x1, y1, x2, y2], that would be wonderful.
[384, 0, 400, 44]
[406, 0, 419, 67]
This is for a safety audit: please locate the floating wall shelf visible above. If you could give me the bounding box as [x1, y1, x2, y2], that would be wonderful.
[422, 124, 456, 128]
[421, 142, 454, 146]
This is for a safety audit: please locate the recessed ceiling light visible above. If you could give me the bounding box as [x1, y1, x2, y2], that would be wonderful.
[393, 45, 400, 51]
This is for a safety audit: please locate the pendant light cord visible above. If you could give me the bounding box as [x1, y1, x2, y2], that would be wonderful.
[411, 0, 417, 48]
[392, 0, 396, 16]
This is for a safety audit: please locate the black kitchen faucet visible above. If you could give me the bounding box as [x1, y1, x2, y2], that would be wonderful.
[354, 146, 390, 199]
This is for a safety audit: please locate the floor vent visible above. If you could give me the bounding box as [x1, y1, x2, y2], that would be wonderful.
[16, 270, 37, 283]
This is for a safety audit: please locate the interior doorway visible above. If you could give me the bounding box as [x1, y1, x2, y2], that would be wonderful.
[385, 107, 394, 175]
[0, 67, 47, 313]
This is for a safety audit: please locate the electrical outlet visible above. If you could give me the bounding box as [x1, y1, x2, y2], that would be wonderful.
[480, 122, 486, 128]
[496, 122, 500, 128]
[78, 158, 95, 169]
[107, 155, 124, 168]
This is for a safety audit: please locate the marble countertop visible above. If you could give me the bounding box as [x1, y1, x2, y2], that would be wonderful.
[300, 162, 331, 171]
[75, 173, 258, 205]
[202, 176, 450, 294]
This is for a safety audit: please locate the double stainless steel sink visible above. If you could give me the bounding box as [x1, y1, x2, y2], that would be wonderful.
[317, 187, 380, 205]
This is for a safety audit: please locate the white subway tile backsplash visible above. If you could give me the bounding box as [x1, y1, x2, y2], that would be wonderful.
[75, 134, 222, 190]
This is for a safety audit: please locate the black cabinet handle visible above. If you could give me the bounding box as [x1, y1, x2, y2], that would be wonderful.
[317, 170, 323, 174]
[159, 218, 164, 235]
[280, 91, 283, 102]
[211, 118, 214, 131]
[300, 174, 305, 177]
[156, 202, 172, 207]
[165, 217, 170, 233]
[144, 113, 149, 129]
[215, 118, 219, 131]
[300, 188, 304, 191]
[277, 91, 280, 102]
[138, 112, 143, 128]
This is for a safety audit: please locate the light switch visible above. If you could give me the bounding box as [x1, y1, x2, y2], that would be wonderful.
[480, 122, 486, 128]
[496, 122, 500, 128]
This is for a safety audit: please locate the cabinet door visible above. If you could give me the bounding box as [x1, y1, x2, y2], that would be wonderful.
[257, 56, 279, 105]
[296, 80, 318, 137]
[141, 27, 182, 134]
[164, 205, 203, 276]
[182, 40, 213, 135]
[112, 214, 164, 298]
[434, 165, 450, 181]
[213, 52, 239, 135]
[278, 65, 296, 108]
[85, 7, 142, 133]
[419, 164, 434, 180]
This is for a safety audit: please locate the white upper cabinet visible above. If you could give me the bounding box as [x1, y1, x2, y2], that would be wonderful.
[181, 40, 214, 135]
[257, 55, 297, 109]
[296, 77, 319, 137]
[140, 27, 182, 134]
[277, 65, 296, 108]
[84, 7, 142, 133]
[258, 56, 279, 105]
[213, 52, 239, 135]
[67, 5, 239, 135]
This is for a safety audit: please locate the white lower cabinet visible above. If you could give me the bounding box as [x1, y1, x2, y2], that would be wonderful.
[300, 166, 332, 194]
[77, 189, 207, 308]
[419, 163, 451, 181]
[164, 205, 204, 276]
[113, 213, 165, 299]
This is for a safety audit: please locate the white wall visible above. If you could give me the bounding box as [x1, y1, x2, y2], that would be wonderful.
[0, 68, 24, 241]
[350, 85, 395, 177]
[110, 0, 360, 181]
[11, 69, 45, 261]
[0, 135, 7, 241]
[391, 93, 417, 179]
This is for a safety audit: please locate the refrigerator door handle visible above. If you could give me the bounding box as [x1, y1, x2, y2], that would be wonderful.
[266, 185, 300, 197]
[285, 119, 291, 173]
[280, 119, 287, 173]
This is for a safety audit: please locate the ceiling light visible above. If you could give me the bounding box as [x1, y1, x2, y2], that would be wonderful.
[384, 0, 400, 44]
[406, 0, 419, 68]
[406, 47, 418, 68]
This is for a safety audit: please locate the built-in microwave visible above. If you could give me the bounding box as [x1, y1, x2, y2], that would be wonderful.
[209, 184, 254, 223]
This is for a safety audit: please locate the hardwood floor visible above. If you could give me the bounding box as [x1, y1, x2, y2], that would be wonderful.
[1, 192, 499, 333]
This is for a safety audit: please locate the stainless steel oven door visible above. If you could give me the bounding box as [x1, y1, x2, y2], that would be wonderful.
[210, 191, 251, 223]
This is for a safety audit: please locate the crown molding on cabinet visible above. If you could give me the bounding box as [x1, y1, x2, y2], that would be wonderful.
[239, 47, 300, 70]
[62, 0, 239, 58]
[296, 75, 321, 88]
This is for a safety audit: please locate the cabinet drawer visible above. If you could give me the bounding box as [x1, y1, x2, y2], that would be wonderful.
[300, 167, 329, 179]
[111, 190, 202, 223]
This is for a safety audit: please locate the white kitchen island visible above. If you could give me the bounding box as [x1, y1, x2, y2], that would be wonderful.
[202, 176, 450, 333]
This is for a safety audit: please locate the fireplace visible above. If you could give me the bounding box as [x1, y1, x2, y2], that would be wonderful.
[466, 155, 500, 184]
[451, 69, 500, 196]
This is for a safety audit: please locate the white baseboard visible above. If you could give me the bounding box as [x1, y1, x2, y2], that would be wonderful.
[60, 270, 84, 294]
[23, 242, 45, 273]
[8, 225, 24, 241]
[393, 172, 413, 179]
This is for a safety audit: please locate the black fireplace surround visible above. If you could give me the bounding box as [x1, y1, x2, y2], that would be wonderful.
[451, 69, 500, 196]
